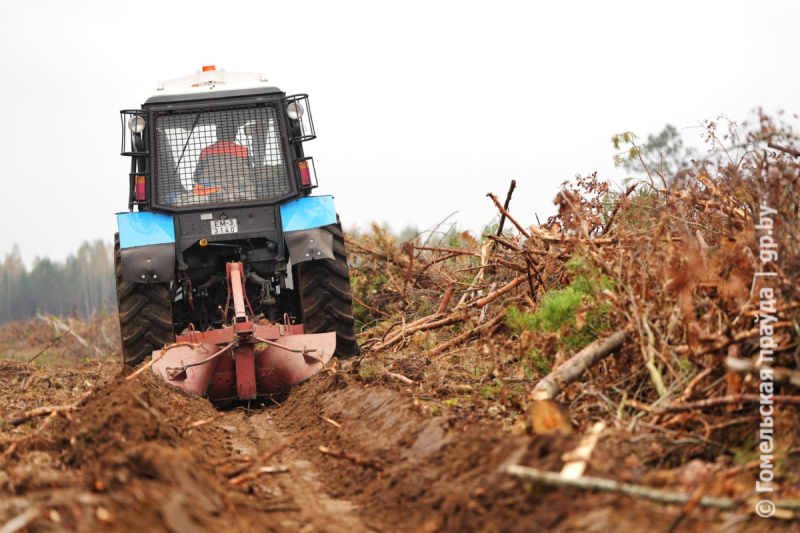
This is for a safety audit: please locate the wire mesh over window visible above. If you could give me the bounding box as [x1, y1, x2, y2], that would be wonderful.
[153, 104, 291, 208]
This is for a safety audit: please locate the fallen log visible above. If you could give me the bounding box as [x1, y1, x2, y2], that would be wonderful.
[531, 330, 628, 400]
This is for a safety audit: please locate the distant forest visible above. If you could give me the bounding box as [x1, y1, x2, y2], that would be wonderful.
[0, 241, 115, 325]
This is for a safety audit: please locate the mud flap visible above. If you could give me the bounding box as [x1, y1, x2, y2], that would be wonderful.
[120, 243, 175, 283]
[284, 228, 334, 265]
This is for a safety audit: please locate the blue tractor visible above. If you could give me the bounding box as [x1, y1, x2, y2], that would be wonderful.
[115, 66, 358, 385]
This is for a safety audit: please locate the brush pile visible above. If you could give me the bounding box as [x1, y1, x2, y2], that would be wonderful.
[348, 113, 800, 465]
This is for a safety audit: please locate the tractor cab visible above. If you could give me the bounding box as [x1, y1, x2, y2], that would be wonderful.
[114, 67, 357, 402]
[121, 65, 316, 213]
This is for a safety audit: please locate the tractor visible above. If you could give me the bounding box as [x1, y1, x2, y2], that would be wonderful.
[115, 66, 357, 402]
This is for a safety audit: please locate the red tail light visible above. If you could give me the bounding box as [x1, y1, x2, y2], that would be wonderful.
[135, 175, 146, 201]
[298, 161, 311, 187]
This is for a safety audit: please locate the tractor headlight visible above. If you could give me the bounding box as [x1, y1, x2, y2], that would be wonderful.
[128, 116, 146, 133]
[286, 102, 305, 120]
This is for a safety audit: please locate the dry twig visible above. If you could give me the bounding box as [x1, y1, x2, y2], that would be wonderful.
[319, 445, 384, 471]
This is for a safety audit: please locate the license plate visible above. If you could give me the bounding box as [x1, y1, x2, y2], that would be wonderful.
[210, 219, 238, 235]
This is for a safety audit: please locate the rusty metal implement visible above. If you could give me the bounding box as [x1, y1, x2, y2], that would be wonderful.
[152, 261, 335, 402]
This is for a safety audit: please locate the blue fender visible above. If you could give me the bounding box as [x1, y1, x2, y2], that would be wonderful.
[280, 196, 338, 265]
[117, 212, 176, 283]
[279, 195, 337, 232]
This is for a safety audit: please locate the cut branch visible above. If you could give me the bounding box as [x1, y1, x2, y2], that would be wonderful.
[229, 431, 308, 484]
[528, 225, 616, 245]
[725, 357, 800, 388]
[227, 466, 289, 485]
[768, 140, 800, 158]
[389, 372, 414, 385]
[430, 312, 506, 357]
[352, 295, 391, 318]
[488, 192, 529, 238]
[436, 287, 453, 314]
[413, 247, 480, 257]
[466, 277, 523, 309]
[599, 184, 637, 237]
[494, 180, 517, 237]
[532, 330, 628, 400]
[181, 413, 224, 433]
[319, 445, 384, 471]
[626, 394, 800, 414]
[28, 328, 71, 363]
[369, 313, 468, 352]
[6, 389, 93, 426]
[693, 323, 790, 357]
[507, 465, 738, 509]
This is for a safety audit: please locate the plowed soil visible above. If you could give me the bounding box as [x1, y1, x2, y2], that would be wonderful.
[2, 359, 793, 533]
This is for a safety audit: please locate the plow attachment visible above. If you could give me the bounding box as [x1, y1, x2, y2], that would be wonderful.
[151, 262, 335, 402]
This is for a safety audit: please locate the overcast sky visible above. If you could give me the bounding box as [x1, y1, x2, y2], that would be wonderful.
[1, 0, 799, 267]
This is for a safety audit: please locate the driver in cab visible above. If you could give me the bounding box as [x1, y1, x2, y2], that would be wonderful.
[192, 122, 255, 202]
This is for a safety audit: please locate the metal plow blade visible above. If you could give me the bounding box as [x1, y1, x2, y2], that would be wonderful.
[150, 332, 336, 402]
[151, 342, 223, 397]
[150, 262, 336, 403]
[255, 332, 336, 394]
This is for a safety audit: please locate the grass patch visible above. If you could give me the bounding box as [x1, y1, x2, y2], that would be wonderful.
[480, 381, 502, 399]
[442, 398, 460, 409]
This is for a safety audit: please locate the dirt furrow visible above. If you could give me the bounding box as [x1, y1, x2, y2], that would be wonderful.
[221, 410, 371, 532]
[2, 361, 788, 532]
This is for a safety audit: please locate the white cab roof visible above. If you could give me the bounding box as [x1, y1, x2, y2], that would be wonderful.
[151, 67, 278, 99]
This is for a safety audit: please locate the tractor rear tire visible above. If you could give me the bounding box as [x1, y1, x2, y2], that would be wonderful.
[114, 233, 175, 367]
[294, 223, 359, 358]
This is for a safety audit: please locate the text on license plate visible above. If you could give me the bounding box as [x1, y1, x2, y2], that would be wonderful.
[210, 219, 238, 235]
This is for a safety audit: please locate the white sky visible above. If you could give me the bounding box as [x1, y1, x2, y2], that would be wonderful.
[1, 0, 799, 266]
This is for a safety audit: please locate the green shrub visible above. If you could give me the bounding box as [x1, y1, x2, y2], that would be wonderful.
[506, 257, 615, 371]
